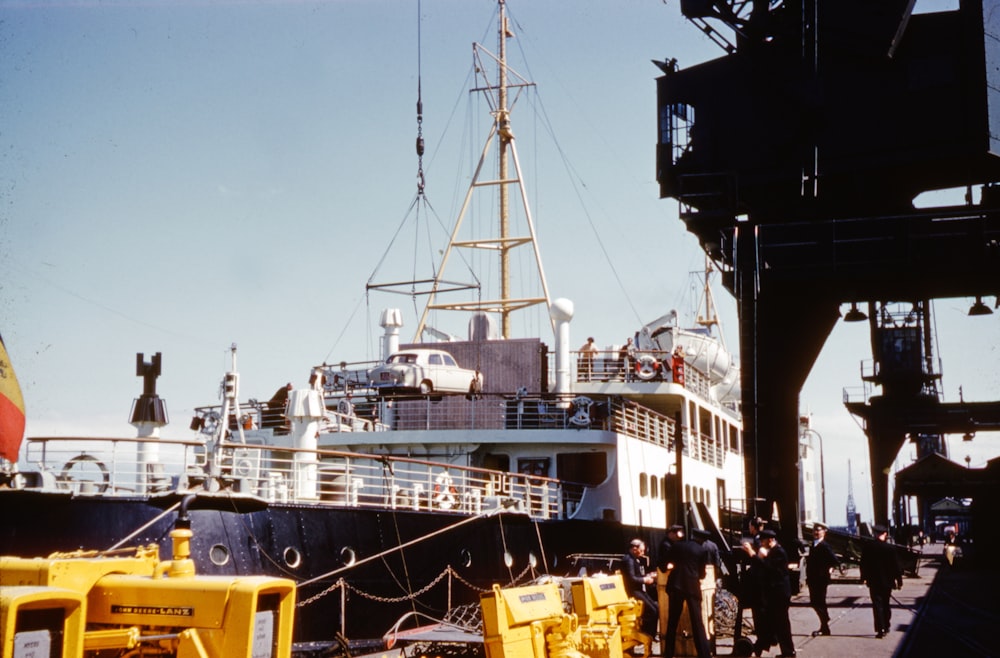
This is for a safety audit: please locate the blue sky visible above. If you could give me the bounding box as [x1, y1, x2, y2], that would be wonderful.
[1, 0, 995, 526]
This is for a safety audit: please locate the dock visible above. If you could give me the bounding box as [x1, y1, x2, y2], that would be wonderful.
[354, 542, 995, 658]
[712, 541, 996, 657]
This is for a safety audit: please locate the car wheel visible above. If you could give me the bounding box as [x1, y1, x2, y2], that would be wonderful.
[419, 380, 433, 395]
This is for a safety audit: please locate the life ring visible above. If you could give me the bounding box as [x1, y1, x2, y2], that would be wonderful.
[635, 355, 661, 381]
[433, 471, 458, 509]
[568, 396, 592, 427]
[234, 458, 255, 479]
[60, 454, 110, 493]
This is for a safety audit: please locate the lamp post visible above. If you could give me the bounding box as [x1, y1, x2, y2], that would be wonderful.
[803, 428, 826, 523]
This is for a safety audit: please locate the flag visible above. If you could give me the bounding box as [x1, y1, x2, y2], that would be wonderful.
[0, 333, 26, 462]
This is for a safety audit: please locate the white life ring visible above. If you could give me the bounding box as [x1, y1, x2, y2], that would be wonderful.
[59, 454, 110, 493]
[635, 355, 661, 381]
[234, 458, 255, 478]
[433, 471, 458, 509]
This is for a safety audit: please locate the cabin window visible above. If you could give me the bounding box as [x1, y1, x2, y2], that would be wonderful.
[699, 408, 712, 440]
[484, 453, 510, 472]
[684, 484, 691, 502]
[706, 489, 711, 507]
[650, 475, 659, 498]
[556, 452, 608, 486]
[661, 476, 668, 499]
[639, 473, 649, 497]
[732, 425, 742, 452]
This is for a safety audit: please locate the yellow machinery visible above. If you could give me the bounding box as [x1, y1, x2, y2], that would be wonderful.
[481, 582, 579, 658]
[480, 575, 652, 658]
[1, 511, 295, 658]
[570, 574, 650, 658]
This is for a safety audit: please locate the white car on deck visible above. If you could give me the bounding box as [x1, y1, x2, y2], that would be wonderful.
[368, 349, 481, 396]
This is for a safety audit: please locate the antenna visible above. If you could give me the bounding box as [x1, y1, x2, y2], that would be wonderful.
[846, 459, 858, 534]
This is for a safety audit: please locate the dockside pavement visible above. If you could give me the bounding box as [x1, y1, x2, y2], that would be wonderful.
[708, 541, 997, 657]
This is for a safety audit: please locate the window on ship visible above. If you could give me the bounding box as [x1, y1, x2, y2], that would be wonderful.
[556, 452, 608, 486]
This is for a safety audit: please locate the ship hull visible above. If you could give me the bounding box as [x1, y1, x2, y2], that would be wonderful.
[0, 489, 658, 642]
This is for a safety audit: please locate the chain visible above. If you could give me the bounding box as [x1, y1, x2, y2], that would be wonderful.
[297, 564, 510, 609]
[347, 566, 451, 603]
[297, 578, 345, 608]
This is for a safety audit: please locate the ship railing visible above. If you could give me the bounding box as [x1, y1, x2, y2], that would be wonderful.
[200, 393, 695, 453]
[17, 435, 584, 520]
[566, 349, 713, 397]
[21, 435, 207, 496]
[211, 443, 579, 520]
[688, 430, 725, 469]
[607, 404, 724, 468]
[209, 394, 596, 434]
[610, 401, 676, 448]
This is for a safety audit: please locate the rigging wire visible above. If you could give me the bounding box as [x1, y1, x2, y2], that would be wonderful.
[503, 3, 648, 330]
[391, 0, 426, 620]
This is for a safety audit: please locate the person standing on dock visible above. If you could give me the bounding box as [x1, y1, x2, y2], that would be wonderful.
[742, 529, 796, 657]
[806, 522, 840, 636]
[860, 524, 903, 638]
[661, 529, 711, 658]
[738, 517, 768, 649]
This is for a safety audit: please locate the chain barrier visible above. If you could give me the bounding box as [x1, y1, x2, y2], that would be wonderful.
[297, 578, 345, 608]
[298, 563, 533, 609]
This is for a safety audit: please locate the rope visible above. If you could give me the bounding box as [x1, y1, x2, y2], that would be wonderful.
[103, 501, 181, 553]
[297, 507, 506, 589]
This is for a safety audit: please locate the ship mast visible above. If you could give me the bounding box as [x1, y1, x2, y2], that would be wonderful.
[413, 0, 552, 341]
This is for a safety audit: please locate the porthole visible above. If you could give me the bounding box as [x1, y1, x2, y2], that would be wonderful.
[283, 546, 302, 569]
[528, 552, 538, 569]
[341, 547, 356, 567]
[209, 544, 230, 567]
[460, 548, 473, 568]
[503, 550, 513, 568]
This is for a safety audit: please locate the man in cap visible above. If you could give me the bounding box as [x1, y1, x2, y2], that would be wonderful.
[692, 528, 722, 652]
[657, 524, 685, 571]
[623, 538, 659, 637]
[805, 522, 840, 636]
[742, 529, 796, 657]
[860, 524, 903, 638]
[738, 517, 767, 650]
[661, 526, 711, 658]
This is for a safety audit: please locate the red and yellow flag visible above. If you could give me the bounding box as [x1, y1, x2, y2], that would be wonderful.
[0, 333, 26, 463]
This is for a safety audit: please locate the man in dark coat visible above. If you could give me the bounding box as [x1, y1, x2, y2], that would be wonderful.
[806, 522, 840, 636]
[737, 517, 768, 649]
[623, 538, 659, 637]
[742, 529, 796, 657]
[662, 531, 711, 658]
[860, 524, 903, 638]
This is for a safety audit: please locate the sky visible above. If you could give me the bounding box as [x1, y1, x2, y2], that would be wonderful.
[1, 0, 995, 528]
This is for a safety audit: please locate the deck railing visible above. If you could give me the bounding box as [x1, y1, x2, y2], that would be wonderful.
[19, 436, 582, 520]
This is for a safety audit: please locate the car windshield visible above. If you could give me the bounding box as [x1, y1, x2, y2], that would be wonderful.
[389, 354, 417, 364]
